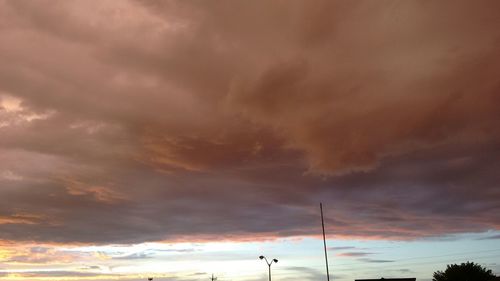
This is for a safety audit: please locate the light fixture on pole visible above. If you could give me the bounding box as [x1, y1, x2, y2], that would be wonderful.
[259, 255, 278, 281]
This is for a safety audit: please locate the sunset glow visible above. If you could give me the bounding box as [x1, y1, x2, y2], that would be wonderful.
[1, 1, 499, 281]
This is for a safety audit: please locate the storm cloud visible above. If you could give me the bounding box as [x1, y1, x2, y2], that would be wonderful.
[0, 0, 499, 244]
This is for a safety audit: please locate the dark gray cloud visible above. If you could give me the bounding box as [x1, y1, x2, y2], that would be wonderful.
[329, 246, 358, 251]
[112, 252, 154, 260]
[359, 258, 395, 263]
[189, 272, 208, 277]
[0, 0, 499, 244]
[478, 234, 500, 240]
[337, 252, 374, 257]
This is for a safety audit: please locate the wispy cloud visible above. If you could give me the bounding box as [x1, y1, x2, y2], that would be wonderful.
[112, 252, 154, 260]
[337, 252, 374, 257]
[359, 258, 395, 263]
[477, 234, 500, 240]
[329, 246, 357, 251]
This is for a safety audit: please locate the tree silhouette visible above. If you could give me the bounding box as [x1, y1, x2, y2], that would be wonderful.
[433, 261, 496, 281]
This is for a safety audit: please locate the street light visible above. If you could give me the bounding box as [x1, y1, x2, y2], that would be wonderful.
[259, 255, 278, 281]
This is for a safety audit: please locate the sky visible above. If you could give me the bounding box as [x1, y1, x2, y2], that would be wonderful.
[0, 0, 500, 281]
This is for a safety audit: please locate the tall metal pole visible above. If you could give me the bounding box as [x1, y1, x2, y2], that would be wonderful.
[268, 264, 271, 281]
[320, 203, 330, 281]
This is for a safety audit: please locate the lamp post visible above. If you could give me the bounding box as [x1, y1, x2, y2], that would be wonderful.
[259, 255, 278, 281]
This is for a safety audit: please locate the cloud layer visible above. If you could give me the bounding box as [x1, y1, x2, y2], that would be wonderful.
[0, 0, 499, 244]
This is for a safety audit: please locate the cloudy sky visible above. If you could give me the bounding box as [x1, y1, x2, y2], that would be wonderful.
[1, 1, 500, 281]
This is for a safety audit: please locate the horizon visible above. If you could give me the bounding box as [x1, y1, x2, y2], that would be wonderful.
[1, 1, 499, 281]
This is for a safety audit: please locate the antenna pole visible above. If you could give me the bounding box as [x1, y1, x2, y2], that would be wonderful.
[320, 203, 330, 281]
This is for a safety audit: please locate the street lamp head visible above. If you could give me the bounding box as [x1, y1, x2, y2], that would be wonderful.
[259, 255, 264, 260]
[273, 259, 278, 263]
